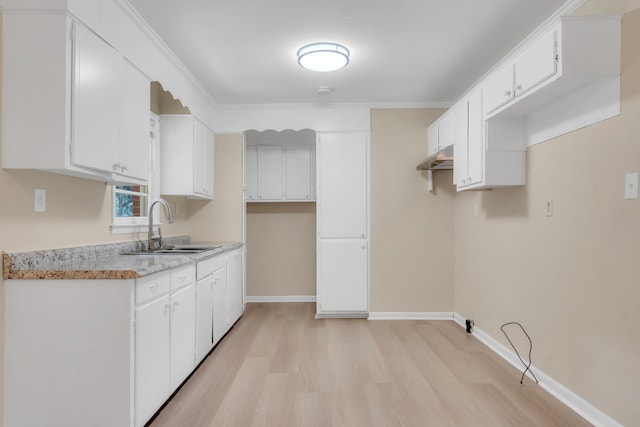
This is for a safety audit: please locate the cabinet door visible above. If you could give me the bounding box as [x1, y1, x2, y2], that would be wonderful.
[118, 59, 150, 181]
[193, 122, 214, 198]
[204, 127, 215, 197]
[195, 276, 214, 363]
[135, 295, 171, 427]
[285, 146, 313, 200]
[170, 284, 196, 390]
[317, 241, 368, 313]
[227, 249, 244, 325]
[438, 112, 454, 151]
[467, 88, 484, 186]
[318, 133, 368, 238]
[483, 64, 515, 115]
[72, 22, 121, 173]
[427, 124, 439, 156]
[453, 100, 469, 187]
[193, 119, 207, 196]
[245, 146, 258, 201]
[212, 267, 228, 344]
[257, 146, 283, 200]
[514, 29, 558, 97]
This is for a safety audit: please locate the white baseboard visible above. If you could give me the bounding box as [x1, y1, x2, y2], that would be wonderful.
[368, 312, 454, 320]
[245, 295, 316, 303]
[452, 313, 622, 427]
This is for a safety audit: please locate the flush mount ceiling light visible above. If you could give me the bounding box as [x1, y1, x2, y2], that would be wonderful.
[297, 42, 350, 72]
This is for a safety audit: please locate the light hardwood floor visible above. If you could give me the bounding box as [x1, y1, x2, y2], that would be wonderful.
[148, 303, 590, 427]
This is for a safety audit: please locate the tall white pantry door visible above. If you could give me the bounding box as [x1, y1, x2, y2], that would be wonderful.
[316, 132, 369, 317]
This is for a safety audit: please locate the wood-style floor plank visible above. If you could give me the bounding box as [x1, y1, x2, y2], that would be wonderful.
[148, 303, 590, 427]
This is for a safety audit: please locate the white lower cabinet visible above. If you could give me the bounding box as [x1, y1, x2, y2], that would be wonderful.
[135, 266, 195, 427]
[4, 246, 244, 427]
[135, 293, 171, 426]
[212, 265, 228, 344]
[194, 248, 245, 364]
[227, 247, 244, 325]
[317, 240, 369, 313]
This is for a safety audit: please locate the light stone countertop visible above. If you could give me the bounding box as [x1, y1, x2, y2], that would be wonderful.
[3, 236, 243, 280]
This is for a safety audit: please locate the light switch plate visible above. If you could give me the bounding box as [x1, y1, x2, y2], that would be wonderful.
[34, 189, 46, 212]
[625, 173, 639, 199]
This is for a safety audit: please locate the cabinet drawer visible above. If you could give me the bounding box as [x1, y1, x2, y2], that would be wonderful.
[136, 271, 171, 304]
[171, 264, 196, 290]
[197, 254, 226, 280]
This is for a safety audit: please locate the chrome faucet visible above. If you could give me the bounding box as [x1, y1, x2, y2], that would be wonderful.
[148, 198, 174, 251]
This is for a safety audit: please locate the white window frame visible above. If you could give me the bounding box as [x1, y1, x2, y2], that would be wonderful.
[111, 112, 161, 234]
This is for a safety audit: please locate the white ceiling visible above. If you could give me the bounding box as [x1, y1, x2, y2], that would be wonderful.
[127, 0, 572, 106]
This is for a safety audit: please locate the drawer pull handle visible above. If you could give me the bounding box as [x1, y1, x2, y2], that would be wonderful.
[149, 284, 160, 292]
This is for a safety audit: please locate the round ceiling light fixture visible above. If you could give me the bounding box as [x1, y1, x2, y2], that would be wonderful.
[297, 42, 350, 72]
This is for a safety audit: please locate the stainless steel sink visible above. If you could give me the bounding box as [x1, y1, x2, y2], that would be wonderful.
[123, 245, 222, 255]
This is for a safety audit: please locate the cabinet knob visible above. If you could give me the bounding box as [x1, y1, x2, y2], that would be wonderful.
[121, 164, 128, 173]
[504, 90, 512, 97]
[112, 162, 121, 171]
[514, 84, 522, 93]
[361, 233, 365, 238]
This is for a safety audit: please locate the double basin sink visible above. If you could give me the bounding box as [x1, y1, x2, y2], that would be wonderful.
[123, 245, 222, 256]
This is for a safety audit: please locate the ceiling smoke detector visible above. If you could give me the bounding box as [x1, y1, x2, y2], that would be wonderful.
[297, 42, 350, 72]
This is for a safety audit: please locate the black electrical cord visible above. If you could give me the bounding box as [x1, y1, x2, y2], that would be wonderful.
[500, 322, 539, 384]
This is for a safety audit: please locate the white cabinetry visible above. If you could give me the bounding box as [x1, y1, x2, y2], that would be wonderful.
[317, 132, 369, 317]
[135, 285, 170, 426]
[227, 247, 244, 325]
[445, 15, 620, 191]
[454, 88, 487, 190]
[245, 144, 315, 202]
[160, 115, 215, 200]
[1, 12, 150, 184]
[427, 112, 454, 157]
[318, 241, 368, 313]
[212, 263, 228, 344]
[169, 266, 196, 389]
[135, 265, 195, 426]
[4, 246, 243, 427]
[484, 28, 558, 115]
[257, 146, 283, 200]
[318, 133, 368, 239]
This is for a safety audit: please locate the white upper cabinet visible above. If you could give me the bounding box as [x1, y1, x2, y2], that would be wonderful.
[257, 146, 284, 200]
[484, 28, 558, 115]
[1, 13, 151, 184]
[484, 16, 620, 118]
[72, 22, 121, 174]
[317, 132, 368, 239]
[285, 146, 314, 201]
[160, 115, 214, 200]
[244, 142, 315, 202]
[118, 60, 152, 181]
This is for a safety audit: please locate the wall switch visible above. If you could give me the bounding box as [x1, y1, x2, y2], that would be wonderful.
[545, 199, 553, 217]
[34, 189, 46, 212]
[625, 173, 639, 199]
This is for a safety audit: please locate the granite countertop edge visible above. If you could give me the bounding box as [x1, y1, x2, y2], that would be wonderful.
[3, 236, 244, 280]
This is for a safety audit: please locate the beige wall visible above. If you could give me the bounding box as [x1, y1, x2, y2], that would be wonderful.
[245, 202, 316, 297]
[185, 134, 244, 242]
[370, 109, 455, 312]
[453, 9, 640, 425]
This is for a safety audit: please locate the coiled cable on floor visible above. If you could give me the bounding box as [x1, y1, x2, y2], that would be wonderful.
[500, 322, 539, 384]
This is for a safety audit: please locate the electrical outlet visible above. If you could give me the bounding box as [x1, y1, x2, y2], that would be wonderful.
[34, 189, 46, 212]
[625, 173, 639, 199]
